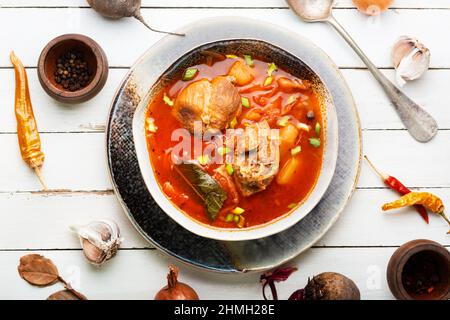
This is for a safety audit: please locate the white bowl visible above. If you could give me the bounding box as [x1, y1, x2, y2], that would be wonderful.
[132, 23, 338, 242]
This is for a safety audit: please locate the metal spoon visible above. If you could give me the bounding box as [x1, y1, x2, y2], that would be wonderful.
[287, 0, 438, 142]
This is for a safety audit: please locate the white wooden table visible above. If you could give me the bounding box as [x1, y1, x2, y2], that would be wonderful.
[0, 0, 449, 300]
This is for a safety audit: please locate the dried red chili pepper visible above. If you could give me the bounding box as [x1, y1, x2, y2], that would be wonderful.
[364, 155, 428, 223]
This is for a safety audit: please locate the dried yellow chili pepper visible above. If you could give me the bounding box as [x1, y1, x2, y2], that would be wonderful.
[382, 192, 444, 213]
[10, 51, 47, 190]
[382, 192, 450, 233]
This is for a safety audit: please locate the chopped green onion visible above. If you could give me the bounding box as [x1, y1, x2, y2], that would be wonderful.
[163, 94, 174, 107]
[232, 207, 245, 214]
[291, 146, 302, 156]
[315, 122, 321, 136]
[182, 68, 198, 81]
[244, 54, 254, 67]
[277, 116, 290, 127]
[264, 62, 277, 86]
[233, 215, 240, 223]
[226, 163, 234, 176]
[287, 203, 298, 209]
[225, 214, 234, 222]
[267, 62, 277, 76]
[226, 54, 238, 59]
[218, 147, 231, 155]
[197, 155, 210, 166]
[309, 138, 321, 148]
[146, 118, 157, 133]
[229, 117, 238, 129]
[241, 97, 251, 108]
[264, 76, 273, 86]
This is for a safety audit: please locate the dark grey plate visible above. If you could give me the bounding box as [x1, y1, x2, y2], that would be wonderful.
[106, 17, 362, 273]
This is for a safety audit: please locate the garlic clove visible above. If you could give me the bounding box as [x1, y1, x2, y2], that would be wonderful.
[392, 36, 430, 87]
[81, 238, 107, 266]
[392, 36, 414, 69]
[71, 220, 123, 267]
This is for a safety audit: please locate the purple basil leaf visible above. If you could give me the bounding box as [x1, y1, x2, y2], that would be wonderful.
[261, 267, 298, 283]
[260, 267, 298, 300]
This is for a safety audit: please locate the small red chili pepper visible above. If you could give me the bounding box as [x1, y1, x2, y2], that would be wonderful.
[364, 155, 429, 224]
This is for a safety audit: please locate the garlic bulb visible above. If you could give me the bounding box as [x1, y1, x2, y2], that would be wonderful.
[71, 220, 122, 267]
[392, 36, 430, 87]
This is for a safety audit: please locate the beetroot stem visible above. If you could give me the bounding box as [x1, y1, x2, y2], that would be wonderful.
[134, 13, 185, 36]
[262, 280, 279, 300]
[268, 281, 278, 300]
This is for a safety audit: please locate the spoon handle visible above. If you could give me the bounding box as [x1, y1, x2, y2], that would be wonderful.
[327, 15, 438, 143]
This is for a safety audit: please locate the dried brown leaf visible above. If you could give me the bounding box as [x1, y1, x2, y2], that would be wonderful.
[47, 289, 87, 300]
[18, 254, 60, 287]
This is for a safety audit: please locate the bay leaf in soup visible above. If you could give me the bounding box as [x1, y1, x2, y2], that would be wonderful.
[175, 161, 227, 221]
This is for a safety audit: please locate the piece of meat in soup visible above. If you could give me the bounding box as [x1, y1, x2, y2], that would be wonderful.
[232, 121, 280, 197]
[172, 76, 241, 133]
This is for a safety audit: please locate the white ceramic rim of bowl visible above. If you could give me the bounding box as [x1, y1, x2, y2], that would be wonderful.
[132, 18, 339, 241]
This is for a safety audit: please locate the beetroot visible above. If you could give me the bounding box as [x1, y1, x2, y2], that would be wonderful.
[303, 272, 360, 300]
[87, 0, 184, 36]
[262, 268, 361, 300]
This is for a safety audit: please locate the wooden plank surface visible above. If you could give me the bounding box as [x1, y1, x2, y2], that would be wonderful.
[0, 68, 123, 133]
[0, 1, 448, 300]
[0, 248, 405, 300]
[2, 0, 450, 9]
[1, 188, 449, 250]
[0, 130, 448, 192]
[0, 7, 449, 68]
[0, 133, 110, 192]
[0, 69, 447, 132]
